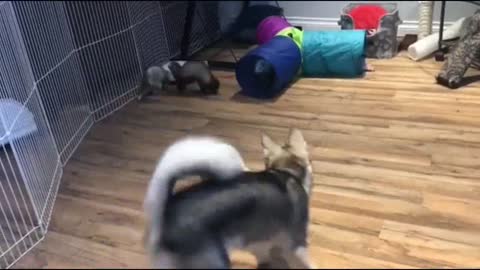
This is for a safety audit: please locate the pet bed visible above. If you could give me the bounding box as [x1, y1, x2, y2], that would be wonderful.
[0, 99, 37, 146]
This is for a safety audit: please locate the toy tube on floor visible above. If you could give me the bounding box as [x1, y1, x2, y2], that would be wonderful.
[276, 26, 304, 50]
[236, 36, 302, 99]
[407, 17, 466, 61]
[256, 16, 292, 45]
[301, 30, 367, 77]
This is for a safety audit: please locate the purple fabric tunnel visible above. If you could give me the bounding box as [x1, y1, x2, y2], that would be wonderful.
[256, 16, 292, 45]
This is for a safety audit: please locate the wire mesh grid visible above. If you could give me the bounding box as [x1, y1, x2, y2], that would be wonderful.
[0, 1, 221, 267]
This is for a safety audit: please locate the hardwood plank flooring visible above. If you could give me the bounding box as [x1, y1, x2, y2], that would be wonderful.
[13, 52, 480, 268]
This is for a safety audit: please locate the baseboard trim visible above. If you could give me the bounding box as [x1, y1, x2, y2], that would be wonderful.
[285, 16, 455, 37]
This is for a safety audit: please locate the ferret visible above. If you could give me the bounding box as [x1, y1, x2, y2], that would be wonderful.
[137, 61, 220, 101]
[137, 66, 170, 101]
[168, 61, 220, 95]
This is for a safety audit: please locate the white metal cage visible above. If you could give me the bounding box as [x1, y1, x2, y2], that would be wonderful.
[0, 1, 220, 267]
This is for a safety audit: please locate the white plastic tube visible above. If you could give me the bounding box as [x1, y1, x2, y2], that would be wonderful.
[408, 17, 466, 61]
[418, 1, 434, 40]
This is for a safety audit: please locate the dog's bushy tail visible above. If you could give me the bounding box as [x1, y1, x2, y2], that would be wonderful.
[144, 136, 246, 251]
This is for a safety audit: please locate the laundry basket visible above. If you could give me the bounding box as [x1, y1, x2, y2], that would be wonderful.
[338, 2, 401, 59]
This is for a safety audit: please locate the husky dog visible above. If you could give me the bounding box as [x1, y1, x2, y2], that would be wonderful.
[143, 129, 314, 269]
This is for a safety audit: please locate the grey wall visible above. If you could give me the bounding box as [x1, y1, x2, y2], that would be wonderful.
[277, 1, 476, 21]
[219, 1, 479, 35]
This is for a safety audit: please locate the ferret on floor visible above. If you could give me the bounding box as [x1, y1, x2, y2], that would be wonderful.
[137, 66, 170, 101]
[168, 61, 220, 95]
[137, 61, 220, 101]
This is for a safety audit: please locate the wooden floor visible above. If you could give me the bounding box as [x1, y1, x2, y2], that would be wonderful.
[14, 52, 480, 268]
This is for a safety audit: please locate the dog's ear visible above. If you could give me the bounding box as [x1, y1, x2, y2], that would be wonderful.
[262, 133, 282, 158]
[287, 128, 308, 158]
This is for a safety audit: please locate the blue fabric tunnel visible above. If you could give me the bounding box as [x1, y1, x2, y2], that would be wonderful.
[236, 36, 302, 99]
[302, 30, 367, 78]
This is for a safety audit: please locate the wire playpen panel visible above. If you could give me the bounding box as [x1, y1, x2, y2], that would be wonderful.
[0, 1, 221, 267]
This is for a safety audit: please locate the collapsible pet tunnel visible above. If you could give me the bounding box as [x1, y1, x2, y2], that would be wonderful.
[236, 36, 302, 99]
[238, 17, 367, 99]
[276, 26, 303, 50]
[256, 16, 367, 78]
[301, 30, 367, 77]
[256, 16, 292, 45]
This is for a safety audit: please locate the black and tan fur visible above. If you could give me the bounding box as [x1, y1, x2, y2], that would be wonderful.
[169, 61, 220, 95]
[144, 129, 315, 269]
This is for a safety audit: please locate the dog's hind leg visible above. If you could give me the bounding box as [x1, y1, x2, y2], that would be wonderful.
[150, 249, 178, 269]
[180, 240, 230, 269]
[282, 246, 316, 269]
[256, 246, 291, 269]
[255, 243, 315, 269]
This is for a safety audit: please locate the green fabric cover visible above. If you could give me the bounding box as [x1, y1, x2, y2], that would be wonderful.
[276, 27, 304, 51]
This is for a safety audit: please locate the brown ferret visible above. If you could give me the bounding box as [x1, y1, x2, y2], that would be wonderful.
[168, 61, 220, 95]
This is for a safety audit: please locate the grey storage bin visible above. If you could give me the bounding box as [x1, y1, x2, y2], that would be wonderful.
[338, 3, 402, 59]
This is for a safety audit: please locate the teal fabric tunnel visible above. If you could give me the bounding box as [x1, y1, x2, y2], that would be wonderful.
[302, 30, 367, 78]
